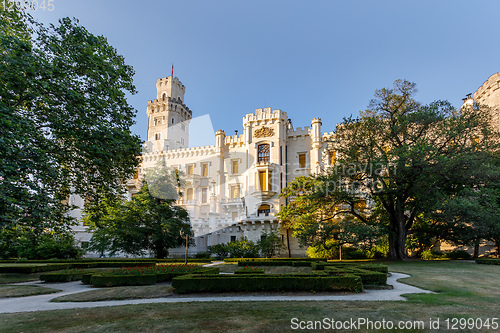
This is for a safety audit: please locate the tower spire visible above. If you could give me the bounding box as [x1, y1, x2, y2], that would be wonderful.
[171, 63, 174, 77]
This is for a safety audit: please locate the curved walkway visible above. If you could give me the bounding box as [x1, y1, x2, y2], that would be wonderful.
[0, 273, 433, 314]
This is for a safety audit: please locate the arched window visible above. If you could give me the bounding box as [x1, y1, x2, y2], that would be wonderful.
[257, 144, 270, 163]
[257, 204, 270, 217]
[162, 93, 166, 101]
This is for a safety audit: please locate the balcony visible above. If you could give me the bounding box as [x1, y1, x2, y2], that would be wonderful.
[251, 190, 276, 200]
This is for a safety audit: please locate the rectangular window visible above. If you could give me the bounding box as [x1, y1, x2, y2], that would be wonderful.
[155, 133, 161, 140]
[232, 212, 238, 220]
[230, 185, 240, 199]
[259, 171, 267, 191]
[201, 163, 209, 177]
[231, 160, 239, 174]
[298, 153, 306, 168]
[230, 236, 236, 242]
[201, 187, 208, 203]
[187, 164, 193, 175]
[186, 188, 193, 201]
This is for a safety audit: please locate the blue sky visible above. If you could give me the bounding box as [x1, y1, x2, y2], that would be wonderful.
[31, 0, 500, 145]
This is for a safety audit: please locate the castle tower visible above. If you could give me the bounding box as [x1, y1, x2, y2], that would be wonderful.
[146, 75, 192, 152]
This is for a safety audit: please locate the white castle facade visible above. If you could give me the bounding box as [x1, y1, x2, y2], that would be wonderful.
[71, 72, 500, 257]
[123, 75, 336, 256]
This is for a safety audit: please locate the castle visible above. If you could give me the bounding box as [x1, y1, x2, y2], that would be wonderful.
[123, 75, 337, 256]
[72, 72, 500, 257]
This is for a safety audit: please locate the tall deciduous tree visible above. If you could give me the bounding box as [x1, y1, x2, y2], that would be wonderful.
[87, 182, 192, 258]
[280, 80, 499, 260]
[0, 5, 141, 255]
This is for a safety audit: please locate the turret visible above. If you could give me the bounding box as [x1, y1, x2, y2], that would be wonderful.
[146, 75, 192, 151]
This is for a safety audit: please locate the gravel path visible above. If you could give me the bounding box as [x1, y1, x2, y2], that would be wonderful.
[0, 272, 433, 314]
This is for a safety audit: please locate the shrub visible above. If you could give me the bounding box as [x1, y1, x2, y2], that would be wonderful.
[194, 251, 212, 259]
[208, 243, 230, 258]
[443, 250, 472, 260]
[421, 249, 445, 260]
[476, 258, 500, 265]
[90, 274, 157, 287]
[0, 263, 73, 274]
[306, 240, 339, 260]
[172, 273, 363, 294]
[40, 268, 85, 282]
[291, 261, 312, 267]
[228, 237, 260, 258]
[227, 258, 324, 263]
[16, 233, 83, 260]
[257, 228, 285, 258]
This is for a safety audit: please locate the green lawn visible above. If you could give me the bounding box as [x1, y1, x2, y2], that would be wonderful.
[0, 261, 498, 332]
[51, 284, 174, 302]
[0, 285, 60, 298]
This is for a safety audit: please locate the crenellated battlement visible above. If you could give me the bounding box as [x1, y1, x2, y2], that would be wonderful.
[147, 96, 192, 115]
[474, 72, 500, 103]
[225, 134, 245, 146]
[142, 144, 217, 162]
[287, 126, 310, 138]
[243, 108, 288, 124]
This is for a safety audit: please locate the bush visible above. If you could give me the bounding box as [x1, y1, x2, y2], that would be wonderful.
[476, 258, 500, 265]
[40, 269, 85, 282]
[291, 261, 312, 267]
[16, 233, 83, 260]
[208, 243, 230, 258]
[225, 258, 323, 263]
[306, 240, 339, 260]
[443, 250, 472, 260]
[228, 237, 260, 258]
[421, 249, 445, 260]
[328, 267, 387, 285]
[172, 273, 363, 294]
[194, 251, 212, 259]
[0, 263, 73, 274]
[90, 274, 157, 287]
[238, 260, 296, 266]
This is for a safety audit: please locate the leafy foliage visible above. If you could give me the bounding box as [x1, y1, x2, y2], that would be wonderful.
[0, 5, 141, 257]
[87, 182, 192, 259]
[280, 80, 500, 260]
[257, 228, 285, 258]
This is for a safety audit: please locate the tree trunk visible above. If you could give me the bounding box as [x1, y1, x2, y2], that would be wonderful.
[473, 241, 480, 258]
[286, 228, 291, 258]
[388, 216, 409, 260]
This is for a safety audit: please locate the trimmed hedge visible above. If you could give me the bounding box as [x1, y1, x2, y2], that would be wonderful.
[225, 258, 325, 263]
[90, 274, 157, 287]
[0, 263, 73, 274]
[172, 273, 362, 294]
[331, 267, 387, 285]
[0, 258, 213, 264]
[84, 267, 220, 286]
[234, 267, 265, 274]
[476, 258, 500, 265]
[292, 261, 312, 267]
[40, 271, 84, 282]
[156, 267, 220, 282]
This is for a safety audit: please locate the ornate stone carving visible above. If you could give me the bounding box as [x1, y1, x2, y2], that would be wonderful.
[253, 126, 274, 138]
